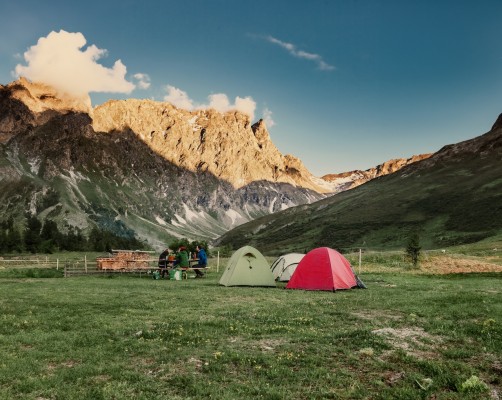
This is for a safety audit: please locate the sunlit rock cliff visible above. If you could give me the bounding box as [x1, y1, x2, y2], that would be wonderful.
[92, 99, 329, 192]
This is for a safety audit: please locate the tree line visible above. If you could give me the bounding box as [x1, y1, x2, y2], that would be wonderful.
[0, 216, 146, 254]
[167, 238, 210, 257]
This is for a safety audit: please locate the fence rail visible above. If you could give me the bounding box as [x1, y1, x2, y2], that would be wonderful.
[0, 258, 62, 269]
[63, 262, 157, 278]
[0, 256, 159, 277]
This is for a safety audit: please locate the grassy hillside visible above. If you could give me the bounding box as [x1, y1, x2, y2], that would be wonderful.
[216, 124, 502, 255]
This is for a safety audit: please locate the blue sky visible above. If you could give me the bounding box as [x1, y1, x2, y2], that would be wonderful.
[1, 0, 501, 176]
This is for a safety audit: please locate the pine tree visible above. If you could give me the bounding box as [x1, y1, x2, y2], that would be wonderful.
[405, 232, 421, 268]
[40, 219, 61, 253]
[24, 215, 42, 253]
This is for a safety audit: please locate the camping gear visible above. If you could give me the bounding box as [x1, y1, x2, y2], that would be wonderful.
[270, 253, 305, 281]
[286, 247, 366, 291]
[169, 269, 182, 281]
[219, 245, 276, 287]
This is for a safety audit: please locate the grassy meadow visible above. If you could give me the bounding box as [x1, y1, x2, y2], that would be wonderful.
[0, 253, 501, 399]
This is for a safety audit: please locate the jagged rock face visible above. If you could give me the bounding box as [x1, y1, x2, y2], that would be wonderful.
[93, 100, 328, 193]
[321, 154, 432, 191]
[0, 78, 92, 143]
[492, 113, 502, 131]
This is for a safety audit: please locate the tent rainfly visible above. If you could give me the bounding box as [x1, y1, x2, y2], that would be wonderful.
[219, 245, 276, 287]
[286, 247, 366, 291]
[270, 253, 305, 282]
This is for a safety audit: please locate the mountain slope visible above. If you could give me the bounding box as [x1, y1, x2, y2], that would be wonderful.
[215, 115, 502, 254]
[320, 154, 432, 192]
[0, 79, 326, 248]
[0, 78, 440, 250]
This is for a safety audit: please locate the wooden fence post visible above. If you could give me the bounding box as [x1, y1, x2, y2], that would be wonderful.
[359, 249, 362, 274]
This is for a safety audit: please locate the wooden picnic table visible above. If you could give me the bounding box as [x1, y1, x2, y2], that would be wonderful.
[165, 258, 208, 279]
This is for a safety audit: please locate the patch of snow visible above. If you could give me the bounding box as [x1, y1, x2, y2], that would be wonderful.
[311, 175, 355, 192]
[68, 168, 90, 182]
[131, 213, 185, 239]
[253, 224, 267, 234]
[225, 208, 243, 226]
[174, 213, 186, 225]
[183, 204, 198, 222]
[269, 197, 277, 213]
[28, 159, 40, 174]
[60, 169, 89, 205]
[134, 172, 145, 184]
[155, 215, 168, 226]
[242, 204, 252, 218]
[280, 202, 291, 211]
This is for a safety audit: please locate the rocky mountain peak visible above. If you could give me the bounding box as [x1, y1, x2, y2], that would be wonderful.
[0, 78, 92, 144]
[92, 99, 329, 193]
[4, 77, 92, 115]
[320, 153, 432, 192]
[492, 113, 502, 131]
[251, 118, 269, 144]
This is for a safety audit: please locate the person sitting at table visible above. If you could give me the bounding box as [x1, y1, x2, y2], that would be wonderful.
[194, 245, 207, 278]
[158, 248, 170, 279]
[174, 246, 189, 270]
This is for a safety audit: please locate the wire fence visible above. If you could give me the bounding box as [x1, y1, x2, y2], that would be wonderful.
[0, 257, 63, 269]
[0, 255, 223, 277]
[1, 248, 489, 278]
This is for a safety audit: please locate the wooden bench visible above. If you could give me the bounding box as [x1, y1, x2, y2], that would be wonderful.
[177, 266, 209, 279]
[162, 259, 209, 279]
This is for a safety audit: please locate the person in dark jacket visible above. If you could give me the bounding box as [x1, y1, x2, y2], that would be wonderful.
[194, 245, 207, 278]
[158, 248, 170, 278]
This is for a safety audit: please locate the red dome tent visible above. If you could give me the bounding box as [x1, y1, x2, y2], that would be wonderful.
[286, 247, 365, 291]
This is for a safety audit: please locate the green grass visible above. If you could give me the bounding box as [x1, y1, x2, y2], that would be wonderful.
[0, 260, 501, 399]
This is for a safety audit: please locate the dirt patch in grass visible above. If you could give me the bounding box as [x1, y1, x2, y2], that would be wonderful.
[47, 360, 79, 370]
[227, 336, 287, 352]
[419, 256, 502, 274]
[353, 310, 403, 322]
[257, 338, 287, 352]
[372, 327, 443, 358]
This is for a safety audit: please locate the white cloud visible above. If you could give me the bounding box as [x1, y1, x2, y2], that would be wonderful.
[164, 85, 195, 110]
[207, 93, 230, 111]
[204, 94, 256, 120]
[262, 107, 275, 128]
[265, 35, 335, 71]
[133, 73, 151, 89]
[234, 96, 256, 120]
[14, 30, 136, 97]
[163, 86, 256, 120]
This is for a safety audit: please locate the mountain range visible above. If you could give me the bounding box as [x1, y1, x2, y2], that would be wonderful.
[216, 114, 502, 254]
[0, 78, 439, 250]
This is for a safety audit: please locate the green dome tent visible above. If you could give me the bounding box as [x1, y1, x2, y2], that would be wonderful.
[219, 246, 276, 287]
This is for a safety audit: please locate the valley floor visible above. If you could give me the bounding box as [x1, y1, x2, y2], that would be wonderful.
[0, 259, 500, 399]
